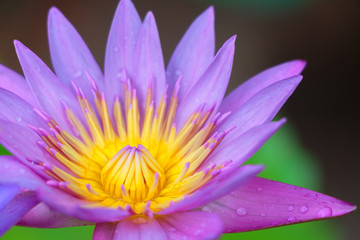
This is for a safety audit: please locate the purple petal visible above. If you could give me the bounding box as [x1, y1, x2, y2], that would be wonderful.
[36, 186, 132, 222]
[94, 211, 223, 240]
[204, 177, 356, 232]
[0, 64, 38, 106]
[217, 75, 302, 143]
[104, 0, 141, 108]
[0, 155, 46, 188]
[159, 164, 263, 215]
[14, 40, 84, 131]
[48, 7, 104, 100]
[158, 211, 223, 240]
[176, 36, 235, 128]
[220, 60, 306, 113]
[0, 124, 52, 178]
[0, 185, 20, 210]
[18, 202, 92, 228]
[202, 119, 286, 169]
[166, 7, 215, 100]
[0, 191, 39, 237]
[93, 222, 117, 240]
[132, 12, 166, 108]
[112, 217, 167, 240]
[0, 88, 47, 128]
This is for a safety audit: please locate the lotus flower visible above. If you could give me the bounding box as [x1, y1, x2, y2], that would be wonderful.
[0, 0, 355, 239]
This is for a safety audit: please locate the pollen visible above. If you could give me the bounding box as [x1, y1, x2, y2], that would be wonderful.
[30, 74, 230, 215]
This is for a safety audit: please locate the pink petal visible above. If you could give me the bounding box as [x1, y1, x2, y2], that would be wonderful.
[159, 164, 263, 215]
[14, 40, 84, 132]
[36, 186, 132, 223]
[18, 202, 92, 228]
[220, 60, 306, 113]
[104, 0, 141, 109]
[158, 211, 223, 240]
[166, 6, 215, 100]
[176, 36, 235, 128]
[113, 217, 167, 240]
[202, 119, 285, 169]
[48, 7, 104, 100]
[0, 64, 38, 106]
[94, 211, 223, 240]
[0, 191, 39, 237]
[217, 75, 302, 144]
[204, 177, 356, 233]
[93, 222, 117, 240]
[132, 12, 166, 108]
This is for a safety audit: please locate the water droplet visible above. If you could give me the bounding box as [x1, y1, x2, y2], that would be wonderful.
[257, 187, 263, 192]
[175, 70, 182, 76]
[19, 169, 25, 174]
[260, 212, 266, 217]
[74, 70, 83, 78]
[202, 206, 212, 213]
[16, 117, 22, 123]
[299, 205, 308, 213]
[287, 216, 296, 222]
[317, 207, 332, 218]
[288, 205, 295, 211]
[236, 207, 247, 216]
[4, 165, 9, 169]
[116, 72, 125, 79]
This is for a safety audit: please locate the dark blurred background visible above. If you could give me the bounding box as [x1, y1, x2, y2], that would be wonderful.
[0, 0, 358, 239]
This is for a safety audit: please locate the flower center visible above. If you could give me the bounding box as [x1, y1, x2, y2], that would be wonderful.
[101, 145, 165, 203]
[30, 75, 231, 214]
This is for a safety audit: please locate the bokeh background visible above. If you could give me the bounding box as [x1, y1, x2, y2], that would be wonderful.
[0, 0, 358, 239]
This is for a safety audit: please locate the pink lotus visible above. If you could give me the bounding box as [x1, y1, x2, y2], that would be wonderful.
[0, 0, 355, 239]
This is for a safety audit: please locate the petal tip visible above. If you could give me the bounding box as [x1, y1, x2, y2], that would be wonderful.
[13, 40, 26, 54]
[204, 5, 215, 20]
[336, 202, 357, 216]
[47, 6, 63, 24]
[292, 59, 307, 72]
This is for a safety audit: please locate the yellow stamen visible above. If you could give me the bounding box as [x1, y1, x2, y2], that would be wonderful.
[35, 81, 228, 215]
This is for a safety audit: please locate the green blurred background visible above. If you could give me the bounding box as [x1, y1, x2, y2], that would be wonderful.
[0, 0, 358, 239]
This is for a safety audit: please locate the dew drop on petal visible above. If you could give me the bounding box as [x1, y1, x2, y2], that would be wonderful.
[74, 70, 83, 78]
[287, 216, 296, 222]
[300, 205, 308, 213]
[288, 205, 295, 211]
[19, 168, 25, 174]
[202, 206, 212, 213]
[236, 207, 247, 216]
[317, 207, 333, 218]
[116, 72, 123, 79]
[175, 70, 182, 76]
